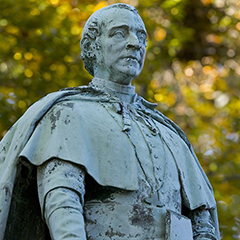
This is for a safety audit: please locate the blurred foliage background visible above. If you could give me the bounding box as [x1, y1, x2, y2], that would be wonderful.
[0, 0, 240, 238]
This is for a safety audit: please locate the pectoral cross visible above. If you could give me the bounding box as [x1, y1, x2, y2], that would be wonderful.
[144, 193, 165, 208]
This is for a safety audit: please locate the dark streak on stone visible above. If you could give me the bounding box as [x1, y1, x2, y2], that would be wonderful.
[105, 227, 125, 238]
[129, 204, 154, 229]
[47, 161, 62, 174]
[4, 186, 10, 202]
[62, 102, 74, 108]
[49, 109, 61, 133]
[1, 146, 6, 153]
[64, 117, 71, 125]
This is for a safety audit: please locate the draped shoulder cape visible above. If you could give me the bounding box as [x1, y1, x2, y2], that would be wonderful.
[0, 86, 219, 240]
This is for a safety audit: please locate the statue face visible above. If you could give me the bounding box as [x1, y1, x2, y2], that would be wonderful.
[94, 8, 147, 85]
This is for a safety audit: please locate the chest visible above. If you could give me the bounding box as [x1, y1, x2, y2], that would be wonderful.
[83, 101, 182, 211]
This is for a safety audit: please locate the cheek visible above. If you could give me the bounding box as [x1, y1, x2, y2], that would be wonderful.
[106, 38, 126, 50]
[107, 44, 124, 53]
[140, 51, 146, 65]
[105, 46, 124, 64]
[141, 49, 146, 57]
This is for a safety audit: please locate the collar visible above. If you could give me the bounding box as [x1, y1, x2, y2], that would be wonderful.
[89, 78, 136, 95]
[88, 78, 157, 109]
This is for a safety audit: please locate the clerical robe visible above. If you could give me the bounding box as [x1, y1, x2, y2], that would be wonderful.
[0, 86, 219, 239]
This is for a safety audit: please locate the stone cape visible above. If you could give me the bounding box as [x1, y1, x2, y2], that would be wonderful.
[0, 86, 219, 239]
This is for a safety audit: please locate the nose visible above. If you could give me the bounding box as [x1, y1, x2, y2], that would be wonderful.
[126, 32, 141, 50]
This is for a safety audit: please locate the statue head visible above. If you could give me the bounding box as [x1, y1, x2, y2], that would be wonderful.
[80, 3, 147, 85]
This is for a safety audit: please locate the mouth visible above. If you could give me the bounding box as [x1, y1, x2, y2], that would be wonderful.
[124, 56, 140, 63]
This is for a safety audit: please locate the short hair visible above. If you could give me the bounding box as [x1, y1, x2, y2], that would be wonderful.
[80, 3, 139, 76]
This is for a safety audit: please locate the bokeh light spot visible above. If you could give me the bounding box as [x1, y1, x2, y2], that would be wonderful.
[24, 69, 33, 78]
[209, 162, 218, 172]
[154, 28, 167, 42]
[30, 8, 41, 16]
[18, 100, 26, 109]
[67, 80, 77, 87]
[14, 53, 22, 60]
[71, 26, 81, 35]
[184, 67, 194, 77]
[202, 65, 212, 74]
[154, 93, 163, 102]
[171, 8, 179, 15]
[43, 72, 52, 81]
[94, 1, 108, 12]
[201, 0, 212, 6]
[0, 19, 8, 26]
[50, 0, 59, 5]
[24, 52, 33, 61]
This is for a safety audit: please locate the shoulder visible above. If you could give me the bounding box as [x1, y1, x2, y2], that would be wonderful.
[32, 85, 108, 108]
[37, 86, 112, 123]
[35, 86, 109, 113]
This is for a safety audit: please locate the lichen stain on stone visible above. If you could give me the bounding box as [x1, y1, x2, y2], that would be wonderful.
[172, 190, 181, 212]
[62, 102, 74, 109]
[1, 146, 6, 153]
[129, 204, 154, 228]
[49, 108, 61, 133]
[47, 161, 62, 174]
[105, 227, 125, 238]
[64, 114, 71, 125]
[84, 215, 97, 225]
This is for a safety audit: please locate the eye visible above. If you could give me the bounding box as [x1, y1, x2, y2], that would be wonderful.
[137, 33, 147, 46]
[137, 33, 147, 47]
[111, 29, 126, 38]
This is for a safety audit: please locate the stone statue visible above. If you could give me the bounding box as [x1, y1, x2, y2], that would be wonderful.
[0, 3, 219, 240]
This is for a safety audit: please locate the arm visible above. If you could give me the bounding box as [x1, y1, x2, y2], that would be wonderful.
[188, 208, 217, 240]
[37, 158, 87, 240]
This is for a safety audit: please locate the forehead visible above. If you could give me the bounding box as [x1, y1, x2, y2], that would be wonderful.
[100, 8, 146, 32]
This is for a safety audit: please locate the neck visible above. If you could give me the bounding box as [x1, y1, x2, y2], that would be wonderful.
[89, 78, 136, 103]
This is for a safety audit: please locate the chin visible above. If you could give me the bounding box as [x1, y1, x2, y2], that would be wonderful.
[119, 66, 141, 79]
